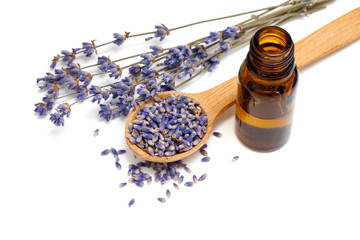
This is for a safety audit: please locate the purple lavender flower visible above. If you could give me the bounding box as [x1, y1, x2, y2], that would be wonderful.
[178, 64, 194, 79]
[82, 41, 96, 57]
[205, 31, 221, 44]
[49, 103, 71, 126]
[204, 57, 220, 72]
[178, 45, 192, 59]
[34, 103, 48, 117]
[54, 68, 71, 85]
[89, 85, 110, 104]
[218, 41, 230, 53]
[110, 96, 137, 117]
[141, 68, 156, 80]
[136, 87, 151, 103]
[235, 31, 244, 40]
[58, 103, 71, 117]
[49, 112, 64, 126]
[192, 45, 207, 60]
[37, 72, 55, 84]
[221, 26, 239, 39]
[97, 56, 110, 72]
[68, 62, 81, 76]
[150, 46, 163, 56]
[47, 83, 59, 99]
[164, 48, 184, 69]
[76, 85, 88, 100]
[140, 54, 153, 67]
[113, 33, 126, 46]
[78, 71, 93, 86]
[129, 65, 141, 76]
[146, 80, 160, 95]
[107, 62, 122, 79]
[99, 104, 112, 121]
[145, 24, 170, 41]
[61, 50, 75, 64]
[109, 81, 131, 98]
[42, 95, 55, 111]
[66, 76, 78, 91]
[50, 55, 60, 69]
[161, 72, 174, 85]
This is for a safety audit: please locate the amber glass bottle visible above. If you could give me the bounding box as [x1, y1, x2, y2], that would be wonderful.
[235, 26, 298, 152]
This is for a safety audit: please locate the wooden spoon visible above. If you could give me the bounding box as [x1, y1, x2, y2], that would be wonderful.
[125, 8, 360, 163]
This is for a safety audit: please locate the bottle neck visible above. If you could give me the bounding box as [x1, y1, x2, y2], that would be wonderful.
[246, 26, 295, 82]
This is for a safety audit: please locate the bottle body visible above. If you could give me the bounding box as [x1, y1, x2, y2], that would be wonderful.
[235, 26, 298, 152]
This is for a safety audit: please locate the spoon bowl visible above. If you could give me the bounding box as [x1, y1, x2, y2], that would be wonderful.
[125, 76, 238, 163]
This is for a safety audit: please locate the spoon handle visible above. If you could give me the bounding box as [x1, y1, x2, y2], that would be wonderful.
[295, 7, 360, 69]
[192, 75, 238, 125]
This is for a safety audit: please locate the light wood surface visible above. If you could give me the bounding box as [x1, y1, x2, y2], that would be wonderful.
[125, 8, 360, 162]
[295, 7, 360, 69]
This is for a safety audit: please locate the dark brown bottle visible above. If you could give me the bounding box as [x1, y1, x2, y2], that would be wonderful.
[235, 26, 298, 152]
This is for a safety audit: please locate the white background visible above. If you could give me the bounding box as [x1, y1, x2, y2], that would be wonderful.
[1, 0, 359, 239]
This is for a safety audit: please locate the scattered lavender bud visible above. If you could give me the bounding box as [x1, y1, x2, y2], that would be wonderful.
[184, 166, 191, 174]
[193, 175, 199, 183]
[201, 157, 211, 162]
[184, 182, 194, 187]
[199, 174, 207, 181]
[119, 182, 127, 188]
[166, 189, 171, 198]
[111, 148, 118, 156]
[200, 144, 208, 150]
[173, 183, 179, 190]
[157, 197, 166, 203]
[200, 148, 208, 156]
[115, 162, 122, 170]
[232, 156, 239, 162]
[93, 129, 99, 137]
[128, 198, 135, 207]
[212, 132, 222, 138]
[178, 175, 184, 184]
[101, 149, 111, 156]
[117, 149, 127, 155]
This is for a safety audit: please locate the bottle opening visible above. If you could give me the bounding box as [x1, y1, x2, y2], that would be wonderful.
[255, 26, 292, 57]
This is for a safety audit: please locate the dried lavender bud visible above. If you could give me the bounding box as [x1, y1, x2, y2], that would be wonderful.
[199, 174, 207, 181]
[232, 156, 239, 162]
[178, 175, 184, 184]
[101, 149, 111, 156]
[173, 183, 179, 190]
[193, 175, 199, 183]
[113, 33, 126, 46]
[117, 149, 126, 155]
[157, 197, 166, 203]
[111, 148, 118, 156]
[166, 189, 171, 198]
[184, 182, 194, 187]
[119, 182, 127, 188]
[199, 148, 208, 156]
[128, 94, 207, 157]
[201, 157, 211, 162]
[93, 129, 99, 137]
[128, 198, 135, 207]
[212, 132, 222, 138]
[115, 162, 122, 170]
[200, 144, 208, 150]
